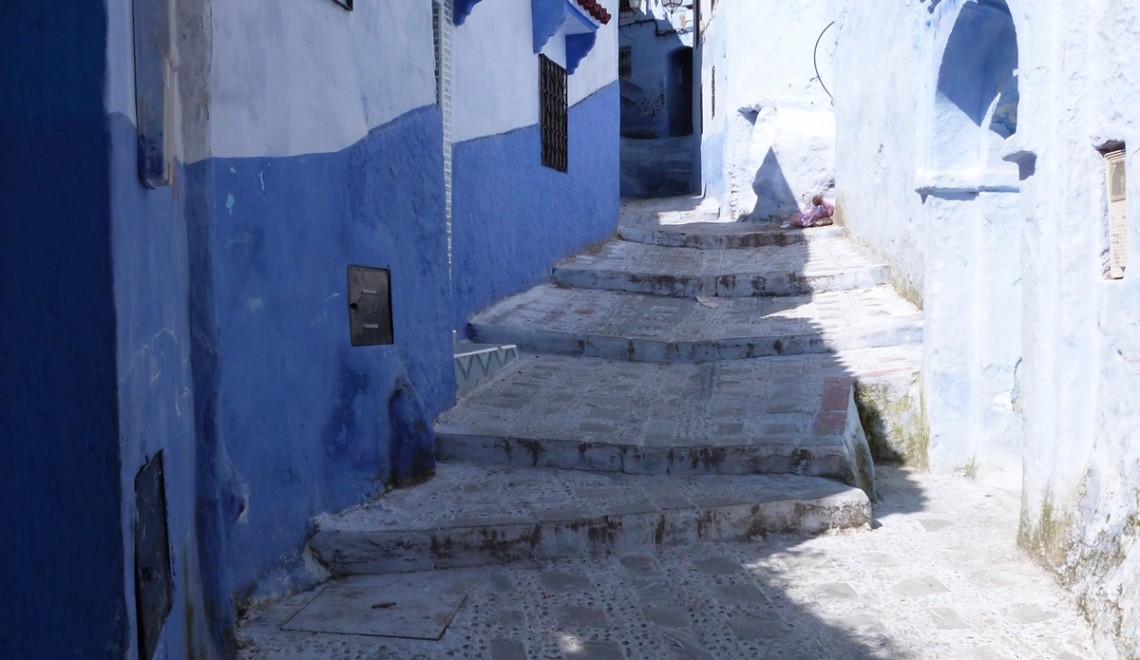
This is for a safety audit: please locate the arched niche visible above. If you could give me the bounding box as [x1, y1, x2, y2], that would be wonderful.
[931, 0, 1019, 180]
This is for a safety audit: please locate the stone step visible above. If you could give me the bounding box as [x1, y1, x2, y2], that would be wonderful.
[308, 463, 870, 576]
[469, 284, 922, 363]
[618, 195, 722, 226]
[553, 237, 889, 298]
[619, 222, 843, 250]
[435, 353, 875, 493]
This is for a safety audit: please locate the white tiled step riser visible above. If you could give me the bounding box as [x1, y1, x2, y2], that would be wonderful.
[435, 432, 854, 481]
[454, 344, 518, 393]
[470, 324, 924, 363]
[552, 265, 891, 298]
[308, 494, 869, 576]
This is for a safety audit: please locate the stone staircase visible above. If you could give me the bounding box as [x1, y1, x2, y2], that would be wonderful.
[308, 198, 925, 576]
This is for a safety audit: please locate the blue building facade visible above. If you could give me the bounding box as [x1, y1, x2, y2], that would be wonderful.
[1, 0, 617, 657]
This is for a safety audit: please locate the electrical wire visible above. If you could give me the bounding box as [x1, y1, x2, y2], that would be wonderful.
[814, 20, 836, 103]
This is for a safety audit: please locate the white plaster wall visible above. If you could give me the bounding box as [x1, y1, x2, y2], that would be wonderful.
[832, 0, 926, 297]
[209, 0, 437, 159]
[1014, 2, 1140, 656]
[700, 0, 838, 220]
[832, 0, 1025, 489]
[837, 0, 1140, 654]
[106, 0, 214, 164]
[452, 0, 618, 143]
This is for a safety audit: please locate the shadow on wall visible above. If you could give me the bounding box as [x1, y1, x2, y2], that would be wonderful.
[749, 147, 802, 222]
[933, 0, 1019, 173]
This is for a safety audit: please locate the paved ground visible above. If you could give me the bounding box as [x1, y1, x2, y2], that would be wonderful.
[237, 199, 1100, 658]
[470, 284, 922, 360]
[238, 466, 1100, 659]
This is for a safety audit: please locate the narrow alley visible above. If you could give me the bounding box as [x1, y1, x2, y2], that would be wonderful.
[238, 199, 1095, 658]
[8, 2, 1139, 658]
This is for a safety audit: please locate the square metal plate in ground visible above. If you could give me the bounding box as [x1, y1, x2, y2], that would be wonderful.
[283, 573, 472, 640]
[348, 265, 394, 346]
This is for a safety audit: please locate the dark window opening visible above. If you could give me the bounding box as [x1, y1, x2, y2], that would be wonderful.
[666, 47, 694, 137]
[540, 54, 568, 172]
[619, 46, 632, 79]
[711, 65, 716, 117]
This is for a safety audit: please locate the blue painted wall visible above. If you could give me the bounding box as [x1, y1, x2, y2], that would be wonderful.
[0, 4, 128, 657]
[188, 105, 453, 621]
[452, 83, 619, 328]
[109, 108, 222, 657]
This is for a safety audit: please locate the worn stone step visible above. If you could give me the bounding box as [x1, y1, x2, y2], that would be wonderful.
[435, 353, 875, 494]
[308, 464, 870, 576]
[553, 238, 889, 297]
[619, 194, 721, 227]
[619, 222, 843, 250]
[469, 284, 922, 362]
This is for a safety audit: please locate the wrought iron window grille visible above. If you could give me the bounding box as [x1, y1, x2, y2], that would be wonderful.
[540, 54, 569, 172]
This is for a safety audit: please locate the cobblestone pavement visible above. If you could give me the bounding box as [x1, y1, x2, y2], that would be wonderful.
[238, 466, 1101, 659]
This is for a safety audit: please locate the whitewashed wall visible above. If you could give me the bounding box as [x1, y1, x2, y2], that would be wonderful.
[700, 0, 837, 220]
[836, 0, 1140, 655]
[209, 0, 437, 160]
[453, 0, 618, 142]
[1013, 3, 1140, 657]
[831, 0, 926, 298]
[832, 0, 1025, 488]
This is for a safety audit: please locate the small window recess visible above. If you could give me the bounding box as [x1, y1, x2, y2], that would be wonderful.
[1102, 144, 1127, 280]
[540, 54, 568, 172]
[619, 46, 632, 79]
[329, 0, 353, 9]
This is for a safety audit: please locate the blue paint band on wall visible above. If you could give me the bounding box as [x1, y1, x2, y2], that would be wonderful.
[451, 82, 619, 329]
[186, 104, 453, 610]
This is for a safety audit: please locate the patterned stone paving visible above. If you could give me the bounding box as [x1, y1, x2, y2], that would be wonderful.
[238, 467, 1101, 659]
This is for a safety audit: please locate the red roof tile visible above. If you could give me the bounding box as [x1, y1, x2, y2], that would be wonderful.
[574, 0, 611, 24]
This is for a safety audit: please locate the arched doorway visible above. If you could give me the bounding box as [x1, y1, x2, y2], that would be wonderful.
[921, 0, 1023, 485]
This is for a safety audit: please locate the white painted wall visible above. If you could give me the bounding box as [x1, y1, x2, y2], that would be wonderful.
[452, 0, 618, 143]
[209, 0, 437, 160]
[1013, 3, 1140, 657]
[699, 0, 838, 221]
[831, 0, 926, 297]
[835, 0, 1140, 654]
[832, 0, 1025, 489]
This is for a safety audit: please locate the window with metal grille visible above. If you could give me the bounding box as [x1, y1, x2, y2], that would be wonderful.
[619, 46, 632, 79]
[540, 54, 568, 172]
